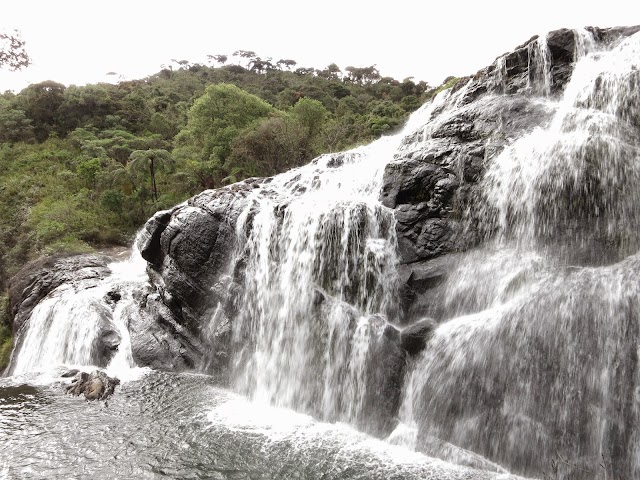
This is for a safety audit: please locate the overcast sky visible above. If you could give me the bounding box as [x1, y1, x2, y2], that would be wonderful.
[0, 1, 637, 93]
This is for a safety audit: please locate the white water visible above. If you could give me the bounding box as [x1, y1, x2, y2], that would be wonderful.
[6, 26, 639, 480]
[396, 30, 640, 479]
[226, 92, 456, 426]
[9, 248, 148, 381]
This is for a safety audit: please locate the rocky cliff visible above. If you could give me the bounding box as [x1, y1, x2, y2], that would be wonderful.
[8, 25, 640, 479]
[135, 25, 640, 358]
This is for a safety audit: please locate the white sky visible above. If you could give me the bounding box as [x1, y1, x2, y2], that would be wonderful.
[0, 0, 637, 93]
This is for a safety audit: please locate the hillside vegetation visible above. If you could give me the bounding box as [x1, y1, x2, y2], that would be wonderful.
[0, 52, 454, 365]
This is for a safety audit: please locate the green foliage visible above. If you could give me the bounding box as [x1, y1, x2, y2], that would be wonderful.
[0, 97, 34, 143]
[177, 83, 274, 163]
[0, 329, 11, 372]
[432, 76, 461, 96]
[0, 293, 11, 371]
[0, 50, 446, 296]
[229, 114, 307, 178]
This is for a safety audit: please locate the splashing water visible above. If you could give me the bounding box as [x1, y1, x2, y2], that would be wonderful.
[399, 30, 640, 479]
[8, 247, 148, 380]
[226, 95, 454, 425]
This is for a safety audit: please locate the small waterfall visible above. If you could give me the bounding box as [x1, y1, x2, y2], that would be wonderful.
[479, 29, 640, 263]
[9, 248, 148, 377]
[527, 32, 554, 96]
[225, 98, 450, 425]
[400, 30, 640, 479]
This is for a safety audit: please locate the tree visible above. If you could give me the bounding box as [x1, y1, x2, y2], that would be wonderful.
[291, 97, 328, 143]
[317, 63, 342, 80]
[207, 54, 228, 66]
[17, 81, 66, 141]
[294, 67, 315, 76]
[0, 97, 34, 143]
[128, 149, 172, 202]
[249, 57, 275, 74]
[0, 31, 29, 70]
[175, 83, 274, 166]
[345, 65, 380, 85]
[276, 59, 297, 71]
[229, 114, 306, 177]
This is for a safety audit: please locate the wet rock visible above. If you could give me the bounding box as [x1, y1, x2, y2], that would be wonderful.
[65, 370, 120, 401]
[360, 319, 407, 437]
[128, 287, 202, 372]
[7, 254, 119, 372]
[138, 186, 251, 333]
[380, 28, 640, 320]
[93, 313, 122, 366]
[400, 318, 437, 356]
[8, 253, 113, 335]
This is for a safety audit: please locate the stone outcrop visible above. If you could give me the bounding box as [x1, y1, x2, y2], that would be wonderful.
[136, 182, 261, 375]
[382, 26, 640, 323]
[64, 369, 120, 401]
[9, 253, 112, 335]
[400, 317, 437, 356]
[360, 319, 406, 437]
[7, 252, 200, 373]
[8, 254, 121, 369]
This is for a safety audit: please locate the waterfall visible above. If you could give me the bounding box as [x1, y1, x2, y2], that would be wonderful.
[221, 94, 453, 427]
[8, 248, 147, 378]
[399, 30, 640, 479]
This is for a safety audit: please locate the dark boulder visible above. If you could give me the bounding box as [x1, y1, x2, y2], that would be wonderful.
[137, 185, 253, 339]
[360, 319, 407, 437]
[127, 287, 202, 372]
[397, 254, 463, 323]
[65, 370, 120, 401]
[400, 318, 437, 356]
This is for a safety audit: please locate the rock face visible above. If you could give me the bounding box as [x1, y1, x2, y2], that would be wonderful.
[400, 317, 437, 356]
[360, 320, 406, 437]
[136, 183, 259, 375]
[7, 254, 122, 370]
[383, 26, 640, 323]
[64, 369, 120, 401]
[9, 254, 112, 336]
[7, 252, 200, 374]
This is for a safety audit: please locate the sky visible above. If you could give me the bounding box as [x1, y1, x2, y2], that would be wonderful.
[0, 0, 637, 93]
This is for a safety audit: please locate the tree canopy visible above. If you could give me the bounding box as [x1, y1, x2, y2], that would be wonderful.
[0, 31, 30, 70]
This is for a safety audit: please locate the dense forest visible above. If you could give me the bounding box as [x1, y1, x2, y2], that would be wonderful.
[0, 41, 457, 367]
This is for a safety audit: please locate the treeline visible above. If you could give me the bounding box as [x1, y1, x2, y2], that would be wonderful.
[0, 56, 456, 364]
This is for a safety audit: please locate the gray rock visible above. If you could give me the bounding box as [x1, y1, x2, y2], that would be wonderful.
[138, 186, 251, 337]
[400, 318, 437, 356]
[65, 370, 120, 401]
[128, 287, 202, 372]
[383, 27, 640, 323]
[360, 318, 407, 437]
[8, 253, 113, 335]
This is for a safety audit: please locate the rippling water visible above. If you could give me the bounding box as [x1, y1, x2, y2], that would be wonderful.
[0, 371, 522, 480]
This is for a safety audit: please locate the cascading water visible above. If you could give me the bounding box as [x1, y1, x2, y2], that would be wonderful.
[5, 25, 639, 480]
[8, 247, 148, 379]
[398, 29, 640, 479]
[224, 94, 453, 429]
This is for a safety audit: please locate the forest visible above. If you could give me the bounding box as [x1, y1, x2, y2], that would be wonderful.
[0, 42, 456, 368]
